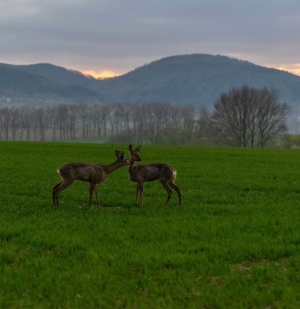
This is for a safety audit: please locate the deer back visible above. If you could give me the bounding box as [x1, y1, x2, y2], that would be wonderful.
[58, 162, 107, 183]
[130, 163, 176, 182]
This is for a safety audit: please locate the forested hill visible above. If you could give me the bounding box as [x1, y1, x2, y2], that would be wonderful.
[1, 54, 300, 107]
[99, 54, 300, 106]
[0, 64, 101, 105]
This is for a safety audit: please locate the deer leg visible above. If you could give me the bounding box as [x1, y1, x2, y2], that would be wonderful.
[169, 181, 182, 205]
[93, 185, 102, 208]
[89, 183, 97, 208]
[135, 183, 140, 203]
[52, 181, 62, 205]
[160, 180, 173, 205]
[53, 179, 74, 207]
[139, 183, 144, 206]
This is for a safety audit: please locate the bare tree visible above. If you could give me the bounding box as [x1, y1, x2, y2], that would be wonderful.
[18, 106, 28, 141]
[0, 108, 3, 140]
[123, 106, 131, 135]
[212, 88, 247, 147]
[47, 106, 58, 141]
[35, 107, 49, 141]
[56, 104, 69, 140]
[68, 105, 79, 139]
[108, 105, 118, 137]
[100, 105, 111, 137]
[10, 107, 20, 141]
[211, 85, 290, 147]
[0, 107, 11, 140]
[77, 104, 88, 138]
[256, 88, 290, 147]
[91, 104, 104, 137]
[169, 105, 182, 130]
[181, 105, 195, 131]
[113, 103, 126, 135]
[194, 107, 213, 143]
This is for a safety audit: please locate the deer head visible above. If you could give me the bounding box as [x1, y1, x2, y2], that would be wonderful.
[129, 144, 142, 162]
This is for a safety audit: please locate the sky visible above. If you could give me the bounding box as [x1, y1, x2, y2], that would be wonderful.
[0, 0, 299, 78]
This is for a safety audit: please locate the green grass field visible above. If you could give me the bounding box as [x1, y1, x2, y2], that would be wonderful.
[1, 142, 300, 308]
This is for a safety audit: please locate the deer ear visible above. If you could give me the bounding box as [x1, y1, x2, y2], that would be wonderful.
[136, 145, 141, 152]
[120, 152, 124, 160]
[115, 150, 120, 158]
[129, 144, 133, 151]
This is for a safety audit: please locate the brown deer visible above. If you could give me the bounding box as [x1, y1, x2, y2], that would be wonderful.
[52, 150, 130, 208]
[128, 145, 182, 206]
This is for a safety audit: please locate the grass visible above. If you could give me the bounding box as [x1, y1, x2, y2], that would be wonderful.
[1, 142, 300, 308]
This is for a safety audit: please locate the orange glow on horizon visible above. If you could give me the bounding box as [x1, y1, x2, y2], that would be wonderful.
[82, 70, 120, 79]
[82, 65, 300, 79]
[276, 64, 300, 76]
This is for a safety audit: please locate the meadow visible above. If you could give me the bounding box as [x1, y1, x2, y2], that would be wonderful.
[0, 141, 300, 309]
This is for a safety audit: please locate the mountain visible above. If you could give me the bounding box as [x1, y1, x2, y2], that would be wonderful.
[9, 63, 100, 89]
[0, 64, 102, 105]
[1, 54, 300, 107]
[96, 54, 300, 106]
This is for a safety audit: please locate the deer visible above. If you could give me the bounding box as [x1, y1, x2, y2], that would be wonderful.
[128, 144, 182, 206]
[52, 150, 131, 208]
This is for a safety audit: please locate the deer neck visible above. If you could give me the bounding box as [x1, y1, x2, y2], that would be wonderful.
[102, 160, 124, 175]
[129, 161, 136, 174]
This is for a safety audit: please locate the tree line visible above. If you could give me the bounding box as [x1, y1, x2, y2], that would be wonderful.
[0, 85, 290, 148]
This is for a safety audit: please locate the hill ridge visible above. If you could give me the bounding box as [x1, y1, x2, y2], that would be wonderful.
[1, 54, 300, 107]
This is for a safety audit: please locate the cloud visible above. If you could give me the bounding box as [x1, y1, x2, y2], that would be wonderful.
[0, 0, 39, 18]
[0, 0, 299, 75]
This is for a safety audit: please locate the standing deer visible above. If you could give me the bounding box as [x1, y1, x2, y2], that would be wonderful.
[52, 150, 130, 208]
[128, 145, 182, 206]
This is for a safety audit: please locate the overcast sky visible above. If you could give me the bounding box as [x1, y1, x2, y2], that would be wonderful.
[0, 0, 299, 77]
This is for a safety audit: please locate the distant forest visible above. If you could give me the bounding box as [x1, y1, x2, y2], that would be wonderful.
[0, 102, 197, 144]
[0, 85, 294, 148]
